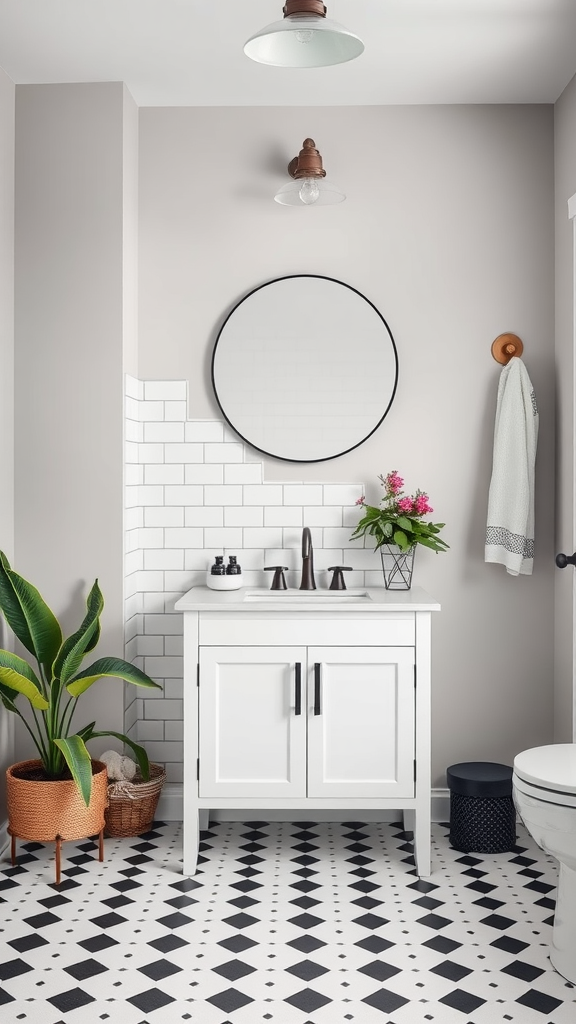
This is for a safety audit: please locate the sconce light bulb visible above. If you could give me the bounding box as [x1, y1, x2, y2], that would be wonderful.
[295, 29, 314, 44]
[299, 178, 321, 205]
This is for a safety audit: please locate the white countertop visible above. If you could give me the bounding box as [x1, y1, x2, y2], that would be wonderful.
[174, 585, 440, 613]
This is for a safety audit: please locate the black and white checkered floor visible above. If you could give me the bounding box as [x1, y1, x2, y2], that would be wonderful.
[1, 819, 574, 1024]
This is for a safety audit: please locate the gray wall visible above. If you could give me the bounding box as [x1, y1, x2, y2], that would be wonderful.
[0, 65, 15, 825]
[554, 74, 576, 743]
[138, 105, 556, 785]
[13, 83, 130, 760]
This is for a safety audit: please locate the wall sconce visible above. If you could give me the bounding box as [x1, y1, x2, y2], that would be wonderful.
[274, 139, 345, 206]
[244, 1, 364, 68]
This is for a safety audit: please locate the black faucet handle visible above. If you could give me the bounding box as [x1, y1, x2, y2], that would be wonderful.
[327, 566, 353, 591]
[264, 566, 289, 590]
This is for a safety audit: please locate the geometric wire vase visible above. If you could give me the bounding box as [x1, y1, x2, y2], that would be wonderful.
[380, 543, 416, 590]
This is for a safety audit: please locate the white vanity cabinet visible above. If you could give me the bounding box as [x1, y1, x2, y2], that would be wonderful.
[175, 586, 440, 877]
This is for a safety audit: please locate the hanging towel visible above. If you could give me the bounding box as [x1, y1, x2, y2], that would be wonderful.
[485, 356, 539, 575]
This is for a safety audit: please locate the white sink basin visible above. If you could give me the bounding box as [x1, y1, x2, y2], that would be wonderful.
[244, 589, 373, 603]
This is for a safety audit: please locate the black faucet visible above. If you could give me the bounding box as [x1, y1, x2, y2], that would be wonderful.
[300, 526, 316, 590]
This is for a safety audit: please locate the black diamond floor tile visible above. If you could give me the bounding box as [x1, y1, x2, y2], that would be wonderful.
[0, 820, 574, 1024]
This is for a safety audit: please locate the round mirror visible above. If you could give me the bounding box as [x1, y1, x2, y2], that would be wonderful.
[211, 275, 398, 463]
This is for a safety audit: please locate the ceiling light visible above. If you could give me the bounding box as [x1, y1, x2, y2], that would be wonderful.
[274, 138, 345, 206]
[244, 1, 364, 69]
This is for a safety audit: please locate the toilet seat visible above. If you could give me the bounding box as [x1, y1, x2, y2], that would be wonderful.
[514, 744, 576, 797]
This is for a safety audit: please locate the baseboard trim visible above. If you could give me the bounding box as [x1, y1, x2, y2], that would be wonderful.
[157, 786, 451, 824]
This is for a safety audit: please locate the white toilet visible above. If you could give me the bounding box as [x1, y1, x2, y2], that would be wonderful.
[513, 744, 576, 983]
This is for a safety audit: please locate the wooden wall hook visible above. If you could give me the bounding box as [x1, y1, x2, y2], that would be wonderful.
[491, 333, 524, 365]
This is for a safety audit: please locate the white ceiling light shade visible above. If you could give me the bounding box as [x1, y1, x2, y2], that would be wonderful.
[244, 1, 364, 69]
[274, 138, 345, 206]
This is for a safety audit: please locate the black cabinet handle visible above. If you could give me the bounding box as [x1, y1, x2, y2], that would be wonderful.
[295, 662, 302, 716]
[556, 552, 576, 569]
[314, 662, 321, 716]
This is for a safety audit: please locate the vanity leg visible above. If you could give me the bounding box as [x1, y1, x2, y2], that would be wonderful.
[413, 809, 431, 878]
[402, 809, 415, 834]
[183, 806, 199, 876]
[199, 809, 209, 832]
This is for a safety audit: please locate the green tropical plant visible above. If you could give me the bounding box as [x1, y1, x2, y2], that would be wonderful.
[0, 551, 161, 806]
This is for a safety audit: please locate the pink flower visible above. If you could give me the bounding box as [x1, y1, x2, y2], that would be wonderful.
[415, 494, 433, 515]
[386, 471, 404, 495]
[355, 495, 366, 506]
[397, 497, 414, 513]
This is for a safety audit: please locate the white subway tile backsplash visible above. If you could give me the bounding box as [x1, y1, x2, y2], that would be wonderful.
[144, 549, 184, 571]
[165, 635, 184, 656]
[144, 506, 184, 527]
[204, 485, 242, 506]
[164, 571, 198, 592]
[139, 528, 164, 549]
[165, 443, 203, 464]
[185, 421, 224, 443]
[165, 763, 183, 783]
[204, 442, 243, 463]
[125, 507, 143, 532]
[143, 700, 183, 722]
[365, 569, 385, 587]
[225, 507, 263, 528]
[125, 486, 141, 509]
[125, 377, 375, 777]
[228, 549, 264, 570]
[137, 720, 165, 741]
[284, 484, 323, 506]
[164, 401, 187, 421]
[163, 679, 184, 699]
[164, 720, 184, 741]
[244, 485, 283, 506]
[139, 444, 164, 464]
[142, 593, 167, 613]
[144, 464, 184, 485]
[140, 400, 165, 422]
[324, 527, 363, 548]
[125, 419, 141, 443]
[144, 613, 184, 635]
[264, 507, 303, 527]
[185, 464, 224, 484]
[125, 441, 139, 465]
[323, 483, 364, 506]
[144, 380, 187, 401]
[125, 464, 143, 486]
[125, 396, 141, 421]
[165, 527, 203, 548]
[137, 635, 165, 657]
[185, 507, 224, 527]
[144, 422, 185, 444]
[204, 527, 243, 549]
[164, 485, 203, 506]
[125, 550, 143, 576]
[304, 506, 342, 527]
[144, 657, 183, 678]
[125, 374, 142, 400]
[224, 464, 262, 485]
[243, 527, 283, 549]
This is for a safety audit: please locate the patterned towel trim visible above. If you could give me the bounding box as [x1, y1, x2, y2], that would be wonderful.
[486, 526, 534, 558]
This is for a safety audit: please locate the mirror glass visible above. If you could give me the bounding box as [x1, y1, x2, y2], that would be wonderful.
[212, 275, 398, 462]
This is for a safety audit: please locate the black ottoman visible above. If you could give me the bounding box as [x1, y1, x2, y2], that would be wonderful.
[446, 762, 516, 854]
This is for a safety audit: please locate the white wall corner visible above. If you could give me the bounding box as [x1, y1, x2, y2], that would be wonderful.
[568, 192, 576, 220]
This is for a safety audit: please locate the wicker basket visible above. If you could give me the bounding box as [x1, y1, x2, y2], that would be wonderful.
[6, 759, 108, 842]
[104, 762, 166, 837]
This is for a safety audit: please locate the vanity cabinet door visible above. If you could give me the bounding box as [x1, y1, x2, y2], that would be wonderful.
[198, 646, 307, 799]
[306, 647, 415, 799]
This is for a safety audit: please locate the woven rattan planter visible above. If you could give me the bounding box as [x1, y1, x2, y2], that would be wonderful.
[6, 759, 108, 842]
[104, 762, 166, 837]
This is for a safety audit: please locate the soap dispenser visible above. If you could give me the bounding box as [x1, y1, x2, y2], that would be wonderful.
[206, 553, 243, 591]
